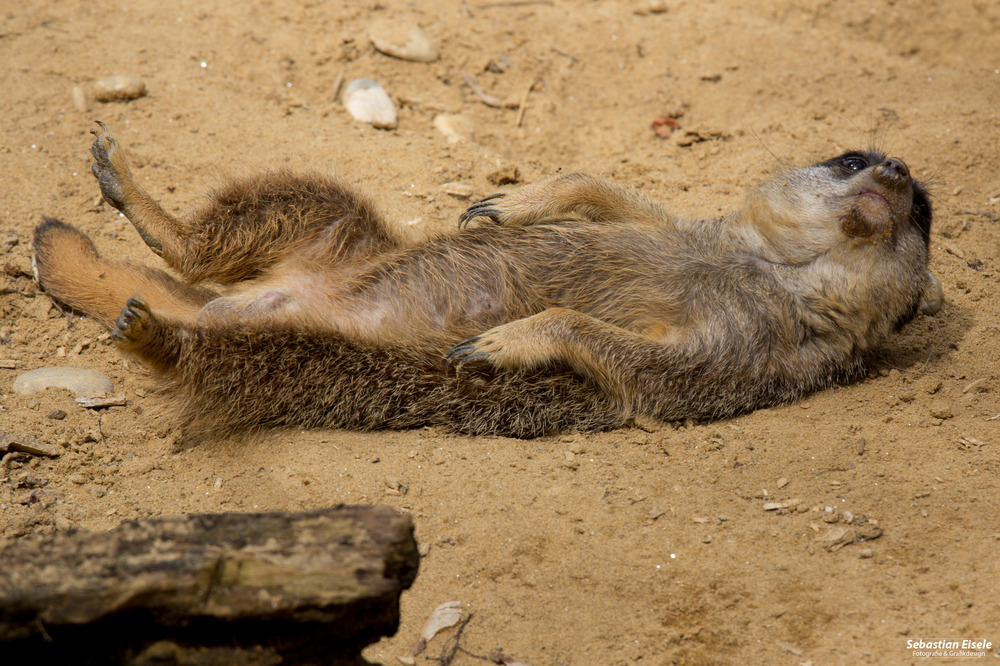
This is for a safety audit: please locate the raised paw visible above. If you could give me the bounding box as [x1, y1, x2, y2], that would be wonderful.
[112, 297, 156, 349]
[458, 193, 506, 228]
[90, 121, 131, 211]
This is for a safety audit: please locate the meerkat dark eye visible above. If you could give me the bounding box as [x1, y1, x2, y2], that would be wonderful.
[840, 156, 868, 172]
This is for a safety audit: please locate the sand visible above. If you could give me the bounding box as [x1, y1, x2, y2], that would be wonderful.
[2, 0, 999, 663]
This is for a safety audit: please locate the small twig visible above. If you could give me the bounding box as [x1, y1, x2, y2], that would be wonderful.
[330, 67, 346, 102]
[480, 0, 553, 7]
[432, 613, 476, 666]
[462, 73, 518, 109]
[959, 208, 998, 221]
[76, 394, 127, 409]
[550, 46, 578, 62]
[514, 80, 533, 128]
[0, 288, 37, 297]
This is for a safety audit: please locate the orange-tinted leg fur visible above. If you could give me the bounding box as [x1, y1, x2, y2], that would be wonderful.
[33, 218, 215, 328]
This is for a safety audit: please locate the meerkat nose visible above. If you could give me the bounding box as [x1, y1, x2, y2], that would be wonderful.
[875, 158, 910, 187]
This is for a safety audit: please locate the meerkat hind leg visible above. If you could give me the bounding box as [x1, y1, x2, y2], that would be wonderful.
[90, 122, 190, 266]
[33, 218, 216, 328]
[111, 297, 186, 373]
[461, 172, 674, 228]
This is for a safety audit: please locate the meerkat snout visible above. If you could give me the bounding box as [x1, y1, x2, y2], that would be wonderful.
[874, 158, 910, 188]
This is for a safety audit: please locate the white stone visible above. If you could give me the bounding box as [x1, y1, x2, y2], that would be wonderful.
[369, 18, 439, 63]
[440, 182, 474, 199]
[13, 367, 114, 397]
[433, 113, 475, 144]
[343, 78, 398, 130]
[91, 75, 147, 103]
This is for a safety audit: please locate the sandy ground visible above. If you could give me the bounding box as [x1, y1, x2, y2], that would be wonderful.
[3, 0, 1000, 663]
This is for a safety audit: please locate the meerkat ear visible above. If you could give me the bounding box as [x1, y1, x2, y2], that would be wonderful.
[910, 181, 932, 243]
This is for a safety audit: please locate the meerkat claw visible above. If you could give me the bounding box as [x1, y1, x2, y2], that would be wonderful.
[443, 336, 489, 371]
[459, 193, 506, 228]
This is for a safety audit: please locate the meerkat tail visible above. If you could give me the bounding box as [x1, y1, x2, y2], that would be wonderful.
[33, 218, 216, 328]
[141, 323, 626, 438]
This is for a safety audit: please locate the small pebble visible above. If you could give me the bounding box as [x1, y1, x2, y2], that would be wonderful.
[485, 53, 511, 73]
[46, 409, 67, 420]
[858, 548, 874, 559]
[762, 502, 783, 511]
[433, 113, 475, 143]
[13, 367, 114, 397]
[487, 165, 520, 186]
[91, 75, 147, 103]
[343, 78, 398, 129]
[634, 0, 668, 15]
[369, 18, 439, 63]
[72, 86, 91, 112]
[776, 477, 788, 489]
[440, 182, 474, 199]
[821, 526, 854, 551]
[8, 437, 61, 458]
[928, 400, 953, 420]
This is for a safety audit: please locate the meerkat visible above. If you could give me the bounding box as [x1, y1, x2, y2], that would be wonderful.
[32, 123, 938, 438]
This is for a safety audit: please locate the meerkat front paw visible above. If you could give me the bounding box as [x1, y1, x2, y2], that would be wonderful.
[90, 121, 133, 212]
[444, 316, 559, 373]
[457, 188, 549, 228]
[458, 193, 507, 228]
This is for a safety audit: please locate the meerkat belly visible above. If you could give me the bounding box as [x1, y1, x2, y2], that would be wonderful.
[339, 268, 516, 341]
[202, 263, 516, 343]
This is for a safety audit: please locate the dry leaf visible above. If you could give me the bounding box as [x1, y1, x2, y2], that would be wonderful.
[421, 600, 462, 642]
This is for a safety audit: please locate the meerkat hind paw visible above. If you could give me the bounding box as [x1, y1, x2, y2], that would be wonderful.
[90, 122, 128, 210]
[112, 297, 154, 345]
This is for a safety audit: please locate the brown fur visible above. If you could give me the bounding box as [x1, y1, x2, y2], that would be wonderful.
[32, 123, 936, 438]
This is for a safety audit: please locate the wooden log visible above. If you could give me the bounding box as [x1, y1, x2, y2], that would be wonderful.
[0, 505, 419, 664]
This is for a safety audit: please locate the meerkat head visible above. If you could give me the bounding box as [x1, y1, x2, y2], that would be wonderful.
[741, 150, 932, 265]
